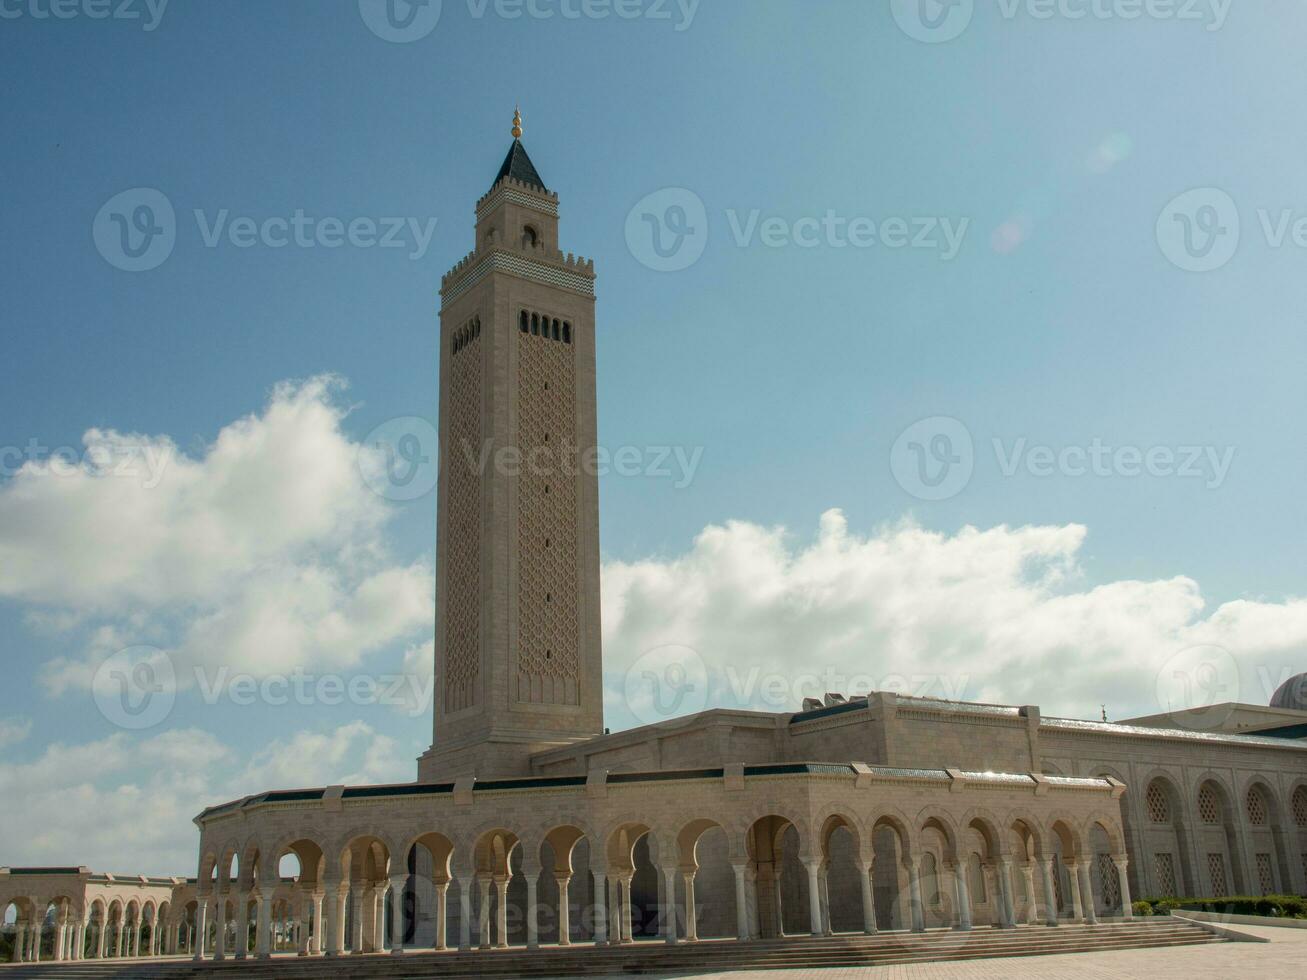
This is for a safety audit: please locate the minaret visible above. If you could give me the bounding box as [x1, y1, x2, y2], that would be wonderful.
[419, 111, 602, 779]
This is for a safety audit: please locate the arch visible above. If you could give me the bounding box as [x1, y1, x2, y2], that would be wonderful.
[1047, 817, 1085, 861]
[521, 225, 538, 249]
[270, 837, 324, 888]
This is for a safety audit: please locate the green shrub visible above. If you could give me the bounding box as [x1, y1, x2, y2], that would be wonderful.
[1132, 900, 1154, 917]
[1139, 894, 1307, 919]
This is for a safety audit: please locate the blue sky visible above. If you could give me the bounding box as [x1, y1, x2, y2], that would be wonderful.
[2, 1, 1306, 875]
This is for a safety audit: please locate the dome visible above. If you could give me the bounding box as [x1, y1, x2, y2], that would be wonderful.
[1269, 673, 1307, 711]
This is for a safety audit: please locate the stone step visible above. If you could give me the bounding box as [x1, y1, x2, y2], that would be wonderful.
[0, 920, 1221, 979]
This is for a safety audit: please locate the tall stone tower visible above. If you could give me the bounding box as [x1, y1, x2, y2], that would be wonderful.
[419, 111, 603, 779]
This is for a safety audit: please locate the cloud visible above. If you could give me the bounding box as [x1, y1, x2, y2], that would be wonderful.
[600, 509, 1307, 728]
[0, 724, 407, 876]
[0, 717, 32, 751]
[0, 376, 434, 691]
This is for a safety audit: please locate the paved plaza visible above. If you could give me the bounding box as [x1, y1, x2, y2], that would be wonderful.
[574, 923, 1307, 980]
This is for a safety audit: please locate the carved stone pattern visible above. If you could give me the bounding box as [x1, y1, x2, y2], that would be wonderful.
[1206, 852, 1227, 895]
[1145, 782, 1169, 824]
[445, 327, 482, 714]
[515, 321, 580, 706]
[1198, 785, 1220, 824]
[1246, 786, 1268, 826]
[1293, 786, 1307, 827]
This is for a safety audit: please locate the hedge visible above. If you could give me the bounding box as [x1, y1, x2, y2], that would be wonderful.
[1138, 894, 1307, 918]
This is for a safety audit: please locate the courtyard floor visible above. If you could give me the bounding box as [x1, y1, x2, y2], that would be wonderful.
[567, 922, 1307, 980]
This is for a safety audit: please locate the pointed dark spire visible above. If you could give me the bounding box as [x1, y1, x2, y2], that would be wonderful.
[492, 106, 547, 192]
[494, 139, 547, 193]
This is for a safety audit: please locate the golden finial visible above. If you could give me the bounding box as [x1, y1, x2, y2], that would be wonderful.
[511, 106, 523, 140]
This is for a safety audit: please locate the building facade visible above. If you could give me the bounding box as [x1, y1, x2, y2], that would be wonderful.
[5, 119, 1305, 967]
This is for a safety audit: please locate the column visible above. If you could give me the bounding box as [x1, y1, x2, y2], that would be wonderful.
[732, 863, 749, 941]
[350, 888, 365, 954]
[592, 872, 608, 946]
[389, 876, 407, 954]
[683, 872, 699, 942]
[257, 893, 274, 958]
[434, 882, 449, 951]
[804, 861, 823, 936]
[53, 916, 65, 961]
[371, 886, 386, 952]
[662, 867, 679, 945]
[1023, 865, 1039, 925]
[324, 884, 345, 957]
[555, 873, 572, 946]
[457, 877, 473, 951]
[30, 916, 41, 963]
[997, 860, 1016, 928]
[1067, 861, 1085, 923]
[193, 900, 208, 961]
[954, 862, 973, 930]
[297, 895, 312, 956]
[477, 877, 492, 949]
[495, 878, 510, 949]
[620, 875, 634, 943]
[609, 877, 623, 945]
[906, 861, 925, 932]
[234, 895, 248, 960]
[1039, 859, 1059, 926]
[150, 919, 160, 956]
[818, 866, 833, 936]
[213, 900, 227, 961]
[745, 867, 760, 940]
[1116, 858, 1134, 919]
[14, 924, 26, 964]
[524, 872, 539, 950]
[1076, 862, 1098, 925]
[859, 861, 877, 935]
[772, 869, 785, 936]
[311, 891, 325, 955]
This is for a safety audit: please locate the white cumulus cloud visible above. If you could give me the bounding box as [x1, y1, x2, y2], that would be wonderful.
[0, 376, 434, 692]
[600, 509, 1307, 728]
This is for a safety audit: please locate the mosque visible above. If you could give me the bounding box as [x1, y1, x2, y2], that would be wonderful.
[3, 114, 1306, 971]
